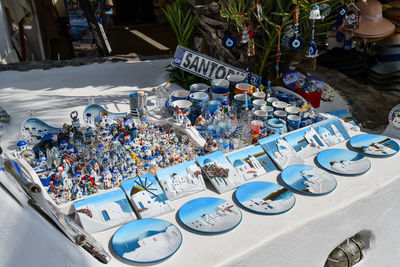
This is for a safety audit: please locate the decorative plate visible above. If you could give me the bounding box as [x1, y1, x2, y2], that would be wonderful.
[21, 118, 61, 144]
[178, 197, 242, 234]
[235, 181, 295, 214]
[349, 134, 399, 157]
[316, 149, 371, 175]
[281, 165, 337, 195]
[111, 218, 182, 264]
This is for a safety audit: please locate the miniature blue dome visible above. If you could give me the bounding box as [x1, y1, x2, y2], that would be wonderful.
[67, 143, 73, 149]
[149, 156, 154, 160]
[203, 158, 213, 165]
[233, 159, 245, 167]
[145, 163, 149, 167]
[17, 140, 27, 147]
[104, 168, 109, 172]
[60, 139, 67, 144]
[317, 127, 329, 135]
[98, 144, 104, 149]
[141, 146, 148, 151]
[126, 139, 132, 144]
[155, 151, 161, 156]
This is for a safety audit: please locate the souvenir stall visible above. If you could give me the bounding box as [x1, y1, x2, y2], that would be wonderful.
[1, 1, 400, 267]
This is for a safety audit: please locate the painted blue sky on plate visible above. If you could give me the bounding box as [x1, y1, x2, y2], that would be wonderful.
[179, 197, 228, 223]
[284, 127, 312, 152]
[350, 134, 398, 149]
[317, 149, 364, 168]
[235, 182, 293, 203]
[281, 165, 316, 190]
[74, 188, 130, 209]
[196, 151, 230, 167]
[121, 173, 164, 195]
[156, 160, 197, 181]
[227, 145, 277, 172]
[257, 134, 282, 160]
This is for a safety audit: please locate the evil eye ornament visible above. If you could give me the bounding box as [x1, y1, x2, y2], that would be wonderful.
[306, 43, 319, 58]
[222, 34, 238, 49]
[288, 36, 304, 52]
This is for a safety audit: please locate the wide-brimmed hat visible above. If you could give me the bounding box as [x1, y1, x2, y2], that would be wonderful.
[368, 68, 400, 79]
[370, 61, 400, 75]
[347, 0, 395, 38]
[388, 1, 400, 9]
[367, 79, 400, 91]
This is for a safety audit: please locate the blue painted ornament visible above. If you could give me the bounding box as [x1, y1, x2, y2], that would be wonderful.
[222, 34, 238, 49]
[288, 36, 304, 51]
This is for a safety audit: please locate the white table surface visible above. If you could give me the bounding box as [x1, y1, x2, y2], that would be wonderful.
[0, 60, 398, 267]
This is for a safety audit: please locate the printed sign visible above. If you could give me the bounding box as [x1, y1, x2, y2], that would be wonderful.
[172, 46, 258, 84]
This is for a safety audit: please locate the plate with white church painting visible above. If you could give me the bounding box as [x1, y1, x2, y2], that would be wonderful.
[178, 197, 242, 234]
[349, 134, 399, 157]
[281, 165, 337, 195]
[111, 218, 182, 264]
[234, 181, 295, 214]
[316, 149, 371, 176]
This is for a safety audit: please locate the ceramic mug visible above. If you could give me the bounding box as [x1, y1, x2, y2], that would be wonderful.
[235, 83, 254, 95]
[211, 87, 230, 102]
[254, 110, 269, 122]
[190, 83, 210, 94]
[274, 110, 288, 120]
[211, 79, 230, 89]
[171, 90, 190, 101]
[267, 97, 279, 106]
[227, 74, 247, 86]
[272, 100, 290, 110]
[252, 92, 266, 100]
[287, 115, 301, 131]
[171, 100, 192, 122]
[285, 106, 301, 116]
[208, 100, 221, 115]
[266, 118, 287, 135]
[261, 105, 274, 116]
[253, 99, 267, 110]
[189, 92, 209, 103]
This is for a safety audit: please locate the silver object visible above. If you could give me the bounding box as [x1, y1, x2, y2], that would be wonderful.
[325, 236, 365, 267]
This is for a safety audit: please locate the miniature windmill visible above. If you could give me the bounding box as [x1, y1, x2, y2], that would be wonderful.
[134, 177, 158, 197]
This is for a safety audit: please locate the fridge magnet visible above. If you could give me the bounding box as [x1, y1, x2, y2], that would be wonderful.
[121, 173, 174, 218]
[349, 134, 399, 157]
[281, 165, 337, 195]
[312, 117, 350, 146]
[21, 118, 61, 144]
[83, 104, 127, 126]
[284, 127, 327, 159]
[234, 181, 295, 214]
[73, 188, 137, 234]
[111, 218, 182, 263]
[226, 145, 277, 180]
[258, 134, 304, 170]
[178, 197, 242, 234]
[316, 149, 371, 175]
[196, 151, 245, 193]
[155, 160, 206, 201]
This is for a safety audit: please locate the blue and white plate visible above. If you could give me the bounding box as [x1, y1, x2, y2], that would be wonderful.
[21, 118, 62, 144]
[316, 149, 371, 175]
[349, 134, 399, 157]
[111, 218, 182, 264]
[281, 165, 337, 195]
[235, 181, 295, 214]
[178, 197, 242, 234]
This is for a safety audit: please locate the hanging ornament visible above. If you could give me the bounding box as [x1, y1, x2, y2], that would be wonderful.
[309, 4, 322, 20]
[247, 25, 255, 56]
[257, 0, 264, 21]
[344, 0, 360, 30]
[241, 27, 250, 44]
[289, 3, 304, 52]
[222, 34, 238, 49]
[320, 3, 331, 19]
[276, 28, 282, 79]
[306, 24, 319, 58]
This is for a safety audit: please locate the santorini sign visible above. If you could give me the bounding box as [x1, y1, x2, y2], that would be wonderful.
[171, 46, 258, 84]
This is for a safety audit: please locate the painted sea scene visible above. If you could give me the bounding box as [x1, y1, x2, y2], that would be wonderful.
[21, 118, 61, 144]
[284, 127, 327, 159]
[121, 173, 174, 219]
[234, 181, 295, 214]
[178, 197, 242, 234]
[111, 218, 182, 263]
[349, 134, 399, 157]
[227, 145, 277, 180]
[196, 151, 245, 193]
[73, 188, 137, 234]
[312, 117, 350, 146]
[316, 149, 371, 175]
[155, 160, 206, 201]
[258, 134, 304, 170]
[280, 165, 337, 195]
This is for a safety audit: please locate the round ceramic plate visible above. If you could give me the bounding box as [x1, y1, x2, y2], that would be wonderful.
[316, 149, 371, 175]
[281, 165, 337, 195]
[349, 134, 399, 157]
[178, 197, 242, 234]
[235, 181, 296, 214]
[111, 219, 182, 264]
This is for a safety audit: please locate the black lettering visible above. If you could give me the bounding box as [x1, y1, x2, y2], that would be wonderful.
[189, 56, 199, 72]
[215, 66, 227, 79]
[226, 69, 235, 78]
[182, 53, 192, 68]
[209, 62, 218, 78]
[199, 59, 211, 76]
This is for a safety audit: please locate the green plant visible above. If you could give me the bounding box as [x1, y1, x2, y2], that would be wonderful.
[163, 0, 198, 48]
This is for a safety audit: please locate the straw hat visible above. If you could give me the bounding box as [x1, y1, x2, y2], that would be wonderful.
[348, 0, 395, 38]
